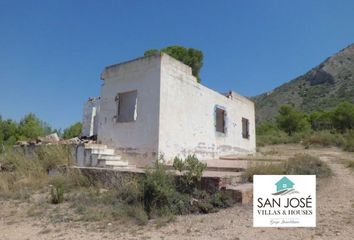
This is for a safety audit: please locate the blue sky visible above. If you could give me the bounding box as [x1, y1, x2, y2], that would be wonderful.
[1, 0, 353, 129]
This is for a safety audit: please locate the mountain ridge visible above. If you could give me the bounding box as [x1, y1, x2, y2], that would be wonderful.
[253, 43, 354, 123]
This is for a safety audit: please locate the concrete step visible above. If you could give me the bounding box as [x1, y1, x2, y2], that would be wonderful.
[97, 155, 122, 161]
[84, 143, 107, 149]
[98, 159, 129, 167]
[110, 165, 136, 170]
[91, 148, 115, 155]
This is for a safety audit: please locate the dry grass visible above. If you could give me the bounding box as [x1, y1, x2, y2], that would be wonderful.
[344, 160, 354, 170]
[243, 154, 332, 182]
[0, 145, 73, 199]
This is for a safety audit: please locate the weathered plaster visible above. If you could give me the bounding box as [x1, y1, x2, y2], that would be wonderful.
[94, 53, 256, 166]
[82, 97, 100, 137]
[97, 55, 161, 166]
[158, 54, 256, 162]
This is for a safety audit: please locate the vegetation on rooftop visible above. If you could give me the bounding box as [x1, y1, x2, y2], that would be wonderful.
[144, 45, 203, 83]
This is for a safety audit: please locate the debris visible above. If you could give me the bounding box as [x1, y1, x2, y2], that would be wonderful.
[14, 133, 95, 147]
[61, 137, 81, 145]
[38, 133, 60, 143]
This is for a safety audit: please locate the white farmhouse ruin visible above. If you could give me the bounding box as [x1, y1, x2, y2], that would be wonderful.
[80, 53, 255, 167]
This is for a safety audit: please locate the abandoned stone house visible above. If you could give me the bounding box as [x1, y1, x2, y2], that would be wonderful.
[79, 53, 256, 168]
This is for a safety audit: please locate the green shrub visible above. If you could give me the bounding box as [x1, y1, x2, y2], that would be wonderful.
[143, 160, 175, 216]
[117, 178, 142, 205]
[173, 155, 207, 193]
[243, 163, 286, 182]
[50, 183, 65, 204]
[196, 201, 216, 214]
[343, 131, 354, 152]
[243, 154, 332, 182]
[210, 192, 232, 208]
[303, 131, 345, 147]
[115, 204, 148, 225]
[331, 102, 354, 132]
[256, 131, 288, 146]
[256, 122, 279, 135]
[285, 154, 332, 177]
[257, 129, 311, 146]
[170, 192, 193, 215]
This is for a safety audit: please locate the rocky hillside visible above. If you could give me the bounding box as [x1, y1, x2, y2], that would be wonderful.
[253, 44, 354, 123]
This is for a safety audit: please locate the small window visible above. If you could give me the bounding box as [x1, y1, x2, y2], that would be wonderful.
[215, 107, 226, 133]
[242, 117, 250, 139]
[116, 90, 138, 122]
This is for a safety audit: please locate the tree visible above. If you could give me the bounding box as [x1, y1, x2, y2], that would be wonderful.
[144, 49, 159, 56]
[63, 122, 82, 139]
[1, 119, 18, 144]
[144, 46, 203, 82]
[276, 105, 309, 136]
[17, 113, 46, 140]
[256, 122, 279, 135]
[331, 102, 354, 132]
[309, 111, 333, 131]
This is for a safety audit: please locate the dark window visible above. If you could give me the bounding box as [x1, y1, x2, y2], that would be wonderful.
[242, 118, 249, 139]
[215, 107, 226, 133]
[116, 90, 137, 122]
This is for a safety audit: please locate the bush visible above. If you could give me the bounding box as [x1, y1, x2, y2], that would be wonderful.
[170, 192, 193, 215]
[117, 178, 142, 205]
[256, 122, 279, 135]
[243, 154, 332, 182]
[256, 130, 289, 146]
[50, 177, 65, 204]
[343, 131, 354, 152]
[243, 163, 286, 182]
[256, 128, 312, 146]
[285, 154, 332, 177]
[303, 131, 345, 147]
[332, 102, 354, 132]
[143, 160, 175, 217]
[115, 204, 148, 225]
[173, 155, 207, 193]
[210, 192, 232, 208]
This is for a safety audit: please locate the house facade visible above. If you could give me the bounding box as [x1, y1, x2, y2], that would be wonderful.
[82, 53, 256, 167]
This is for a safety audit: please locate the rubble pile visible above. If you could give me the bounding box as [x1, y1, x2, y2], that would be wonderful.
[15, 133, 95, 146]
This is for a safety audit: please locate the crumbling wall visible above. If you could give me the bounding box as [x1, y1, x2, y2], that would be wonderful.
[82, 97, 100, 137]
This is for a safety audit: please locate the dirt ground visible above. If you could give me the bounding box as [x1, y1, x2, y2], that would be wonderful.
[0, 145, 353, 240]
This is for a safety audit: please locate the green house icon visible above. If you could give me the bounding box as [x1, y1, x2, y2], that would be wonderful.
[275, 176, 295, 192]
